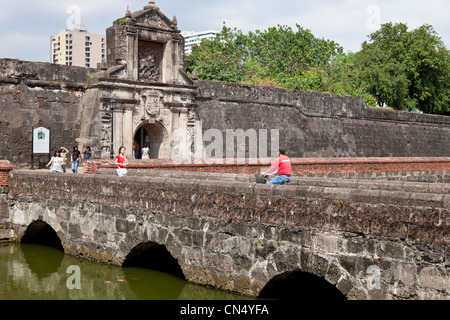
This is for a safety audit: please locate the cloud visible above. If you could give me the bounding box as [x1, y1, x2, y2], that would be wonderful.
[0, 34, 50, 62]
[0, 0, 448, 62]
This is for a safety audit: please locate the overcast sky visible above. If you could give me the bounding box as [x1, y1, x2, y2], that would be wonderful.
[0, 0, 449, 63]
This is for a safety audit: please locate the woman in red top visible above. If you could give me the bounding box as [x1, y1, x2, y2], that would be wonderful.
[115, 146, 129, 176]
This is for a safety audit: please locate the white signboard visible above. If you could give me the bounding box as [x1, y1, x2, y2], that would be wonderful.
[33, 127, 50, 154]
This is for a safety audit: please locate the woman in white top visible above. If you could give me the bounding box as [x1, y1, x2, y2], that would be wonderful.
[46, 150, 63, 173]
[141, 145, 150, 159]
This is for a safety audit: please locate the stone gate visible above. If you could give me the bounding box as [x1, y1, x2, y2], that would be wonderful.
[81, 1, 199, 160]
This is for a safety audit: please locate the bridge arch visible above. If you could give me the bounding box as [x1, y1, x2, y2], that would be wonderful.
[20, 219, 64, 252]
[122, 241, 186, 280]
[259, 270, 348, 301]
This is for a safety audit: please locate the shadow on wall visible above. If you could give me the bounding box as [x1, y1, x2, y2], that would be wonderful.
[122, 242, 186, 280]
[21, 219, 64, 252]
[259, 271, 348, 301]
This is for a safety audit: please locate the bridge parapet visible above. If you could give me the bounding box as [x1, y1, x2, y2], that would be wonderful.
[85, 157, 450, 185]
[6, 170, 450, 299]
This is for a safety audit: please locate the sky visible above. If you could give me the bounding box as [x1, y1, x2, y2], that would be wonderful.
[0, 0, 449, 63]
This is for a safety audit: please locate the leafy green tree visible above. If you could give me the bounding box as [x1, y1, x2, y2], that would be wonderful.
[185, 23, 343, 87]
[185, 21, 449, 114]
[184, 25, 248, 83]
[355, 23, 450, 114]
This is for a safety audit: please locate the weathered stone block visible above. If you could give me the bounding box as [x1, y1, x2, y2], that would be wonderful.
[379, 241, 405, 260]
[418, 267, 449, 291]
[336, 278, 353, 296]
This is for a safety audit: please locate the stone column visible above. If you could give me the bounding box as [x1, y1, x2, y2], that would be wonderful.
[122, 106, 134, 158]
[161, 42, 171, 83]
[171, 39, 179, 83]
[113, 106, 123, 156]
[178, 107, 189, 161]
[126, 32, 138, 81]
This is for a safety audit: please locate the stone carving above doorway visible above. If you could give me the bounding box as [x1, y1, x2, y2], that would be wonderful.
[134, 90, 170, 128]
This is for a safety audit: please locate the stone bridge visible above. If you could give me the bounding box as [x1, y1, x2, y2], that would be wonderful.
[5, 169, 450, 300]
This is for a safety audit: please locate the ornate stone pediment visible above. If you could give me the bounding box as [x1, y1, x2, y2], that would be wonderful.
[133, 11, 173, 30]
[130, 3, 176, 32]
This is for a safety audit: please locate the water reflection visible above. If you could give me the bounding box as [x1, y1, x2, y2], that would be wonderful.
[0, 244, 253, 301]
[20, 244, 65, 279]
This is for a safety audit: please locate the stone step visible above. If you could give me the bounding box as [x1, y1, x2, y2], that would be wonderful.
[95, 168, 450, 195]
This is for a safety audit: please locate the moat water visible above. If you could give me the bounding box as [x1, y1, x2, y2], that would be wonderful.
[0, 243, 253, 300]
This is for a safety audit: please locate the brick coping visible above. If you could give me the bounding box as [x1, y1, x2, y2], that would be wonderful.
[0, 160, 16, 186]
[0, 160, 16, 171]
[87, 157, 450, 166]
[83, 157, 450, 175]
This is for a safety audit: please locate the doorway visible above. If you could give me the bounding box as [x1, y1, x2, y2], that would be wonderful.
[134, 122, 168, 159]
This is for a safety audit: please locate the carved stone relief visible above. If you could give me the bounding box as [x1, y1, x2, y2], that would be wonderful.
[118, 28, 127, 62]
[148, 14, 163, 28]
[101, 103, 113, 158]
[138, 41, 163, 82]
[134, 90, 168, 128]
[110, 66, 127, 79]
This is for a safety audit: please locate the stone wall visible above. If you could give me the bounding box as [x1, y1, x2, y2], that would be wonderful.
[1, 59, 449, 168]
[0, 160, 14, 241]
[196, 81, 450, 158]
[7, 170, 450, 299]
[0, 59, 92, 168]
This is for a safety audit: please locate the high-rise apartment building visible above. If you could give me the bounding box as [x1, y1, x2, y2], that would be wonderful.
[181, 30, 218, 56]
[50, 25, 105, 68]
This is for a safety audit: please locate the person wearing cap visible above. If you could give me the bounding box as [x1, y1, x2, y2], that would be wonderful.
[261, 147, 292, 185]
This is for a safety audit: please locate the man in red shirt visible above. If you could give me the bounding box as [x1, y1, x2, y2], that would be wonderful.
[262, 147, 292, 185]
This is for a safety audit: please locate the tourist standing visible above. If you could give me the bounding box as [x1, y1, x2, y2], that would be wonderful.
[141, 145, 150, 159]
[60, 147, 69, 173]
[261, 147, 292, 185]
[46, 150, 63, 173]
[82, 145, 92, 161]
[133, 140, 140, 159]
[82, 145, 92, 170]
[71, 146, 81, 173]
[115, 146, 129, 177]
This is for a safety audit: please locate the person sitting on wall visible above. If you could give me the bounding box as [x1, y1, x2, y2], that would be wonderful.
[261, 147, 292, 185]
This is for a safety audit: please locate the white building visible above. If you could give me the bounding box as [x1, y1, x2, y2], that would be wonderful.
[181, 30, 219, 56]
[50, 25, 105, 68]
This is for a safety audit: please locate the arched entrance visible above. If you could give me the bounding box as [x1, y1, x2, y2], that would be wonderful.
[133, 122, 169, 159]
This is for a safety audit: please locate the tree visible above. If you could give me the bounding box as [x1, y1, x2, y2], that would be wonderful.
[184, 24, 248, 83]
[355, 23, 450, 114]
[184, 22, 449, 115]
[184, 23, 343, 87]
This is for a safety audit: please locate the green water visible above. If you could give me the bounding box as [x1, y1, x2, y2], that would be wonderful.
[0, 243, 253, 300]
